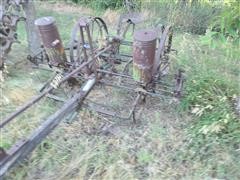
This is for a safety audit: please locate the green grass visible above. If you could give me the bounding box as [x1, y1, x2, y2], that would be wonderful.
[1, 45, 59, 149]
[171, 32, 240, 178]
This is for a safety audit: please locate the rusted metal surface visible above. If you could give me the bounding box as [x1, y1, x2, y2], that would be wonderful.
[35, 17, 67, 67]
[132, 29, 157, 84]
[69, 16, 109, 76]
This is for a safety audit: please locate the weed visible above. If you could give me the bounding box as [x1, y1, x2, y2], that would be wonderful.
[172, 29, 240, 178]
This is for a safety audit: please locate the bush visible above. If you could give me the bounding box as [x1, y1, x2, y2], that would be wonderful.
[211, 0, 240, 42]
[70, 0, 123, 10]
[142, 0, 221, 35]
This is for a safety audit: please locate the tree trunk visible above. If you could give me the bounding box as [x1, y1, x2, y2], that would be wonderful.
[22, 0, 41, 56]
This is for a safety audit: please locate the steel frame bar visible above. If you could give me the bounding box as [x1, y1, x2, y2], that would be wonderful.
[99, 80, 173, 98]
[97, 69, 174, 91]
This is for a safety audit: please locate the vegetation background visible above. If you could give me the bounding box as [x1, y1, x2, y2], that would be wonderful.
[1, 0, 240, 179]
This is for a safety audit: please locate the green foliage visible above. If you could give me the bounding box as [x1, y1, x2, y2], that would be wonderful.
[171, 31, 240, 178]
[183, 72, 238, 133]
[68, 0, 239, 37]
[178, 31, 239, 135]
[70, 0, 123, 10]
[173, 2, 219, 34]
[211, 0, 240, 42]
[142, 0, 221, 35]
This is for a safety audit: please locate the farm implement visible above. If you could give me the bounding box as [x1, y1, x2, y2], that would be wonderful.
[0, 14, 184, 178]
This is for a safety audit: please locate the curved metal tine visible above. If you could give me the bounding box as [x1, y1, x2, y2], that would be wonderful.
[89, 20, 99, 48]
[91, 17, 108, 50]
[94, 18, 109, 52]
[92, 19, 103, 48]
[94, 18, 108, 52]
[94, 17, 109, 35]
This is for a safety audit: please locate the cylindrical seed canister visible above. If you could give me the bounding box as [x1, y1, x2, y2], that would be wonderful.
[133, 29, 157, 84]
[35, 16, 67, 67]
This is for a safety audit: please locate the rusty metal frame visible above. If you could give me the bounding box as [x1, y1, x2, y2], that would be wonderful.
[0, 14, 185, 178]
